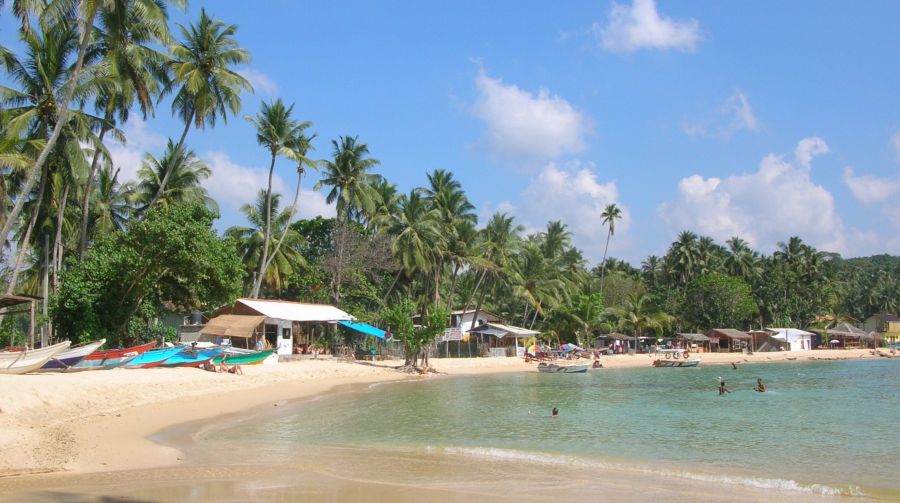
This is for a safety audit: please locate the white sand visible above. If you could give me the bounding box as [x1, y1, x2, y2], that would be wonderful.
[0, 349, 879, 477]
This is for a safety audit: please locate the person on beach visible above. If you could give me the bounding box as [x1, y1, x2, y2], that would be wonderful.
[754, 378, 766, 392]
[719, 381, 731, 395]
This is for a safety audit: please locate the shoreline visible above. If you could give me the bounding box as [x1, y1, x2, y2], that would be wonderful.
[0, 349, 886, 491]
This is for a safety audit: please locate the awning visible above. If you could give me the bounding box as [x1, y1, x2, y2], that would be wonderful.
[236, 298, 354, 322]
[201, 314, 265, 338]
[339, 320, 387, 339]
[469, 322, 538, 338]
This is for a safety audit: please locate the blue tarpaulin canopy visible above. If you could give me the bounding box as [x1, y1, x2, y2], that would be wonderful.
[339, 320, 387, 339]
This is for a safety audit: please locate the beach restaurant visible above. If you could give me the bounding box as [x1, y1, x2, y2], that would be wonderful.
[705, 328, 752, 352]
[196, 298, 357, 356]
[675, 333, 711, 353]
[467, 322, 539, 357]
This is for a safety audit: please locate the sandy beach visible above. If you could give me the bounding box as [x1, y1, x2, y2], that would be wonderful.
[0, 349, 889, 501]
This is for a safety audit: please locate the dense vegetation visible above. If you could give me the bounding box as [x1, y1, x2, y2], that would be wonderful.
[1, 2, 897, 349]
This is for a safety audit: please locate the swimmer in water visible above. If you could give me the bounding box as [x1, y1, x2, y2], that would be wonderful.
[754, 378, 766, 392]
[551, 407, 559, 418]
[719, 381, 731, 395]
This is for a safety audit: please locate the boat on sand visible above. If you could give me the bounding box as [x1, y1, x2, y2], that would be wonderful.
[123, 346, 185, 369]
[160, 347, 224, 368]
[0, 341, 71, 375]
[73, 341, 156, 370]
[40, 339, 106, 370]
[212, 349, 274, 366]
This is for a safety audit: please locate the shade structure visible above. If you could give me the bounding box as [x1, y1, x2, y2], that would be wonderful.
[338, 320, 387, 339]
[235, 298, 354, 322]
[200, 315, 266, 338]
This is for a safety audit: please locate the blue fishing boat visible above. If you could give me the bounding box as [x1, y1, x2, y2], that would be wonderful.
[123, 346, 185, 369]
[159, 347, 224, 368]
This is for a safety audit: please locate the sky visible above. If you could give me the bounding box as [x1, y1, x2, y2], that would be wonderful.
[2, 0, 899, 265]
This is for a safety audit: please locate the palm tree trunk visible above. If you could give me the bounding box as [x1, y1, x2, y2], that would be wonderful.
[461, 269, 487, 317]
[259, 167, 303, 286]
[529, 307, 540, 330]
[149, 111, 193, 210]
[252, 152, 278, 298]
[52, 183, 70, 294]
[0, 5, 96, 251]
[5, 163, 48, 295]
[472, 277, 490, 330]
[445, 263, 460, 313]
[598, 228, 612, 297]
[383, 269, 404, 304]
[78, 120, 111, 259]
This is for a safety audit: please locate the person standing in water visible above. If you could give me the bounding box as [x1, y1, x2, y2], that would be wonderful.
[551, 407, 559, 418]
[754, 378, 766, 392]
[719, 381, 731, 395]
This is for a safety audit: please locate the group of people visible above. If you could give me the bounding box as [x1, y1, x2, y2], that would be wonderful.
[201, 357, 243, 375]
[718, 377, 766, 395]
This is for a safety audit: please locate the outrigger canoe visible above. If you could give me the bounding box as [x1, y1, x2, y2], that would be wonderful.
[537, 362, 590, 374]
[123, 346, 184, 369]
[160, 348, 224, 368]
[73, 341, 156, 369]
[212, 349, 274, 366]
[651, 348, 701, 368]
[0, 341, 71, 375]
[41, 339, 106, 370]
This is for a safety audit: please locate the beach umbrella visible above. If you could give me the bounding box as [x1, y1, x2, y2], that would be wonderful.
[560, 343, 583, 352]
[829, 339, 840, 344]
[527, 344, 543, 354]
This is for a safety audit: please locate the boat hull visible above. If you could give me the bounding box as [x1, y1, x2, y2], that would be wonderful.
[123, 347, 185, 369]
[73, 341, 156, 370]
[160, 348, 224, 368]
[212, 349, 274, 366]
[41, 339, 106, 370]
[537, 363, 590, 373]
[0, 341, 72, 375]
[653, 359, 701, 367]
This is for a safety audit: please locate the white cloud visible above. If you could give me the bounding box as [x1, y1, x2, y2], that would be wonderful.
[238, 68, 278, 96]
[683, 89, 761, 138]
[106, 118, 167, 182]
[202, 151, 334, 219]
[509, 161, 629, 262]
[472, 70, 590, 162]
[842, 167, 900, 205]
[659, 137, 848, 254]
[594, 0, 701, 54]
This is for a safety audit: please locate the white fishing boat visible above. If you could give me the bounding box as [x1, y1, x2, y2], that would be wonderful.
[0, 341, 72, 375]
[537, 362, 590, 374]
[652, 348, 700, 367]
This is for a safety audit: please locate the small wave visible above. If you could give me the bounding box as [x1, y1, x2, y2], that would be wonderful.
[442, 446, 861, 497]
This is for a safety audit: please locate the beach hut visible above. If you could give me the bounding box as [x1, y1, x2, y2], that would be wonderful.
[675, 333, 711, 353]
[593, 332, 632, 354]
[199, 298, 354, 356]
[747, 330, 787, 352]
[706, 329, 752, 352]
[468, 322, 539, 357]
[826, 323, 868, 349]
[768, 328, 815, 351]
[862, 313, 900, 346]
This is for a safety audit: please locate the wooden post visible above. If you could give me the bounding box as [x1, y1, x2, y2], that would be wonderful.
[29, 300, 35, 348]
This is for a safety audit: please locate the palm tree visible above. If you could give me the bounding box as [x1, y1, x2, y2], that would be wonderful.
[367, 178, 399, 233]
[253, 126, 318, 297]
[78, 0, 172, 258]
[461, 212, 523, 321]
[511, 240, 564, 328]
[90, 162, 134, 235]
[725, 237, 759, 280]
[244, 99, 306, 297]
[668, 230, 700, 287]
[226, 190, 304, 295]
[422, 169, 475, 304]
[314, 136, 380, 223]
[383, 190, 443, 303]
[152, 7, 251, 207]
[132, 139, 215, 211]
[608, 292, 673, 354]
[1, 0, 171, 252]
[598, 203, 622, 298]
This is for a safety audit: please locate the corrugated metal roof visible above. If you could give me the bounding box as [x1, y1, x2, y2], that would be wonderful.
[236, 298, 354, 322]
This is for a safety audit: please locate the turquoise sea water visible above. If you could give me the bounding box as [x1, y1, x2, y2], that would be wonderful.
[211, 359, 899, 498]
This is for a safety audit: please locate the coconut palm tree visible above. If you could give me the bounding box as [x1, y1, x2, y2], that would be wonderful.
[244, 99, 306, 297]
[78, 0, 172, 258]
[668, 230, 700, 287]
[422, 169, 475, 304]
[1, 0, 171, 252]
[132, 139, 215, 211]
[383, 190, 443, 303]
[725, 237, 759, 280]
[314, 136, 380, 223]
[367, 178, 399, 234]
[598, 203, 622, 298]
[226, 190, 304, 295]
[90, 161, 134, 235]
[608, 292, 673, 354]
[152, 7, 251, 208]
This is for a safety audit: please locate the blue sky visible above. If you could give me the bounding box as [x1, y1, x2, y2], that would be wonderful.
[2, 1, 899, 264]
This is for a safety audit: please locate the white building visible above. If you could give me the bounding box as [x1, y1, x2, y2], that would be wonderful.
[768, 328, 815, 351]
[449, 309, 502, 332]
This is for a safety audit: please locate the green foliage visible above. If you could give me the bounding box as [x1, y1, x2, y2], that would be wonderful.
[682, 273, 758, 331]
[382, 300, 448, 366]
[54, 203, 242, 345]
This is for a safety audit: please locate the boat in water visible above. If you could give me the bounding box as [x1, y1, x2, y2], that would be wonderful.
[73, 341, 156, 370]
[0, 341, 71, 375]
[213, 349, 274, 366]
[537, 362, 590, 373]
[40, 339, 106, 370]
[651, 348, 700, 367]
[122, 346, 185, 369]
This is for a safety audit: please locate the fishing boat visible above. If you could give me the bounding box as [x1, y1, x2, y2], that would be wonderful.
[72, 341, 157, 370]
[537, 362, 590, 374]
[122, 346, 184, 369]
[651, 348, 700, 368]
[41, 339, 106, 370]
[0, 341, 71, 375]
[159, 347, 224, 368]
[212, 349, 274, 366]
